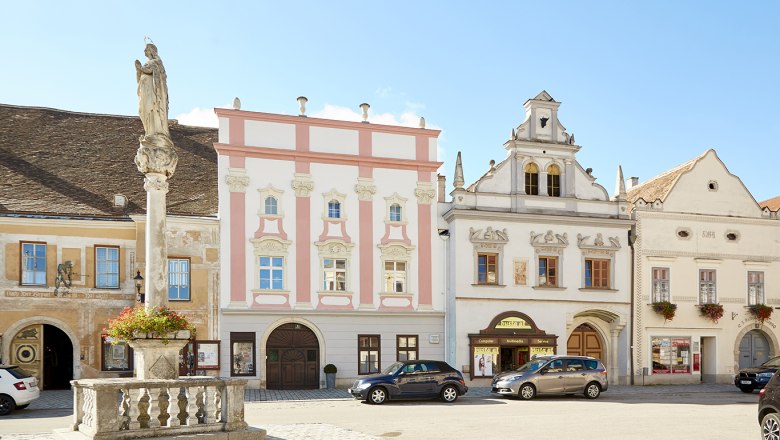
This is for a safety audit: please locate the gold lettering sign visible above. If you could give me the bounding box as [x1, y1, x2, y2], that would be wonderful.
[474, 347, 500, 355]
[502, 338, 527, 344]
[495, 317, 532, 330]
[534, 338, 550, 344]
[530, 347, 554, 357]
[476, 338, 497, 344]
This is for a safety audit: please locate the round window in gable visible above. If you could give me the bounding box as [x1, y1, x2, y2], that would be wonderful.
[707, 180, 718, 191]
[725, 232, 739, 242]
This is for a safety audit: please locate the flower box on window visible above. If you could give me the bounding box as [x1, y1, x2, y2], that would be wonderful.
[749, 304, 773, 325]
[697, 303, 724, 324]
[651, 301, 677, 322]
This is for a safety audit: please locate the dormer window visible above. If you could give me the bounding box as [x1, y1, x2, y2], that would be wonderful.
[389, 204, 402, 222]
[328, 200, 341, 219]
[264, 196, 278, 215]
[547, 164, 561, 197]
[524, 163, 539, 195]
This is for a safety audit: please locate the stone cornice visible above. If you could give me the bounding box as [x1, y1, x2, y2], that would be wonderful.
[442, 208, 634, 227]
[642, 249, 779, 262]
[634, 210, 778, 226]
[220, 308, 445, 317]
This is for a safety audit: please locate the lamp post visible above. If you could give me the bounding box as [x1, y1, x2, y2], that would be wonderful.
[134, 270, 145, 304]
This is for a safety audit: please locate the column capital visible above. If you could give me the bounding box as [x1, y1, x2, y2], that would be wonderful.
[415, 181, 436, 205]
[144, 173, 169, 193]
[292, 173, 314, 197]
[226, 168, 250, 192]
[355, 177, 376, 201]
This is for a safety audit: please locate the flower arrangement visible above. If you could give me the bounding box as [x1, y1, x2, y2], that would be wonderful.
[105, 305, 195, 344]
[749, 304, 774, 325]
[651, 301, 677, 322]
[698, 303, 724, 324]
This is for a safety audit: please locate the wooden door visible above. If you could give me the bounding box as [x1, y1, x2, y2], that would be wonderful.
[567, 324, 603, 360]
[266, 324, 319, 389]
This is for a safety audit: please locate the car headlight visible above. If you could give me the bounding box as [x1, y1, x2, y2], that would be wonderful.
[758, 372, 774, 378]
[355, 381, 371, 390]
[507, 375, 523, 381]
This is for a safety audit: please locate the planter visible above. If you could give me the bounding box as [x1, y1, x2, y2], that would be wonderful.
[326, 372, 336, 389]
[698, 303, 724, 324]
[651, 302, 677, 322]
[131, 329, 191, 341]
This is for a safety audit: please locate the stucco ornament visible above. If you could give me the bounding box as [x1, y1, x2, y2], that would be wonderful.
[134, 43, 178, 177]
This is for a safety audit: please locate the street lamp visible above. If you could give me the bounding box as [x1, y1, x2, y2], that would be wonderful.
[134, 270, 145, 303]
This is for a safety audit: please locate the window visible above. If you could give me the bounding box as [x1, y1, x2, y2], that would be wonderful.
[389, 203, 402, 222]
[524, 163, 539, 195]
[748, 271, 765, 306]
[547, 164, 561, 197]
[566, 359, 584, 372]
[384, 261, 407, 292]
[230, 332, 256, 376]
[585, 259, 610, 289]
[477, 253, 498, 285]
[538, 256, 558, 287]
[101, 336, 133, 372]
[327, 200, 341, 219]
[699, 269, 717, 304]
[95, 246, 119, 288]
[652, 267, 670, 302]
[259, 256, 284, 290]
[264, 196, 278, 215]
[323, 258, 346, 291]
[167, 258, 190, 300]
[651, 337, 691, 374]
[397, 335, 418, 361]
[358, 335, 380, 374]
[21, 242, 46, 286]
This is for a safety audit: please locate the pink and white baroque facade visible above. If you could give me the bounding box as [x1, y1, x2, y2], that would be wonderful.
[215, 105, 445, 388]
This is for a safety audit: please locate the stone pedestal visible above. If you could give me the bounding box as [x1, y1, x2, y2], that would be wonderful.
[128, 337, 189, 380]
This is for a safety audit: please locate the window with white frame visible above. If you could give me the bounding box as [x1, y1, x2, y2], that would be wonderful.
[384, 261, 407, 292]
[264, 196, 278, 215]
[259, 256, 284, 290]
[389, 203, 402, 222]
[327, 200, 341, 219]
[95, 246, 119, 288]
[699, 269, 717, 304]
[168, 258, 190, 300]
[652, 267, 670, 302]
[323, 258, 346, 291]
[748, 271, 765, 306]
[21, 242, 46, 286]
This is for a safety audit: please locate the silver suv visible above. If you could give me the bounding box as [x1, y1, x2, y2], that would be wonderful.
[491, 355, 608, 400]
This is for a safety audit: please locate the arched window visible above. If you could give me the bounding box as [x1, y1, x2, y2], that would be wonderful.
[264, 196, 278, 215]
[547, 164, 561, 197]
[389, 203, 402, 222]
[327, 200, 341, 219]
[524, 163, 539, 195]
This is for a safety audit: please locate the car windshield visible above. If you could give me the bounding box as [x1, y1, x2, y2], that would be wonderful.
[515, 359, 549, 373]
[5, 367, 31, 379]
[382, 362, 405, 375]
[761, 357, 780, 368]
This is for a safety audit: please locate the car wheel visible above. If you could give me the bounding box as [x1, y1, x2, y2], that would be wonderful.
[0, 394, 16, 416]
[584, 382, 601, 399]
[762, 412, 780, 440]
[440, 385, 458, 403]
[368, 387, 387, 405]
[739, 386, 754, 393]
[15, 404, 29, 410]
[518, 383, 536, 400]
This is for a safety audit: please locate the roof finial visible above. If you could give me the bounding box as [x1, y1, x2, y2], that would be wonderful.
[419, 116, 426, 129]
[232, 97, 241, 110]
[360, 103, 370, 123]
[453, 151, 465, 190]
[297, 96, 308, 116]
[613, 165, 627, 201]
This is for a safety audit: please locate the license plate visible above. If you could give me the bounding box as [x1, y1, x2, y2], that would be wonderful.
[741, 380, 752, 385]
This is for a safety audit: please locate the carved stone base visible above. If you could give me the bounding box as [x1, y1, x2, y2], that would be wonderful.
[127, 338, 189, 380]
[54, 426, 266, 440]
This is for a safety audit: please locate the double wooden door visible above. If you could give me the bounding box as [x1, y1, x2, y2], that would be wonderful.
[266, 324, 319, 389]
[567, 323, 603, 360]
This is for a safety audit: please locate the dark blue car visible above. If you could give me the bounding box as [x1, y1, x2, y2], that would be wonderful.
[348, 360, 468, 404]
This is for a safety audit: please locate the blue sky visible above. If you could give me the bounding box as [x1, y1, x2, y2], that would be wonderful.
[3, 2, 779, 202]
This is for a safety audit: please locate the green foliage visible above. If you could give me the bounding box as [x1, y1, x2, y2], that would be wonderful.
[651, 301, 677, 322]
[698, 303, 724, 324]
[104, 305, 195, 344]
[749, 304, 774, 325]
[323, 363, 338, 374]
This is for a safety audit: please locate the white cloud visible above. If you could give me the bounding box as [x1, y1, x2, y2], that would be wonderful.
[311, 104, 439, 130]
[375, 87, 393, 98]
[174, 107, 219, 128]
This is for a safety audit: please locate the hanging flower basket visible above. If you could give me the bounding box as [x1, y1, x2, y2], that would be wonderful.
[698, 303, 724, 324]
[104, 305, 195, 344]
[651, 301, 677, 322]
[749, 304, 774, 325]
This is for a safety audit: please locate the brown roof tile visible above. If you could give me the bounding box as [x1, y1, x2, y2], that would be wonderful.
[626, 151, 708, 204]
[760, 196, 780, 211]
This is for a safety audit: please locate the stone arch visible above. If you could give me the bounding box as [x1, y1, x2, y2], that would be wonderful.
[259, 317, 326, 389]
[568, 307, 625, 384]
[734, 325, 778, 373]
[2, 316, 81, 381]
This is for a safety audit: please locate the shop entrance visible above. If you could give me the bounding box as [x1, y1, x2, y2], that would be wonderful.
[739, 330, 770, 369]
[266, 323, 319, 389]
[567, 323, 603, 360]
[11, 324, 73, 389]
[500, 347, 529, 371]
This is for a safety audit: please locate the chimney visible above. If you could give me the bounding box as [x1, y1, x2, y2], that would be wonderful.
[437, 174, 446, 202]
[627, 177, 639, 189]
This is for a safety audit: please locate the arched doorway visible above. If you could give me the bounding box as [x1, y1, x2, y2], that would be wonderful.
[10, 324, 73, 389]
[567, 323, 603, 360]
[739, 330, 770, 369]
[266, 323, 319, 389]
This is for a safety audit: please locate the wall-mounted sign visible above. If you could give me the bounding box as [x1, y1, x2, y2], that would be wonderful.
[495, 317, 532, 330]
[530, 347, 554, 358]
[476, 338, 498, 344]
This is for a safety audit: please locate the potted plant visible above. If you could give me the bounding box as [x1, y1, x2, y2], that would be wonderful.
[104, 305, 195, 344]
[749, 304, 774, 325]
[324, 363, 337, 389]
[651, 301, 677, 322]
[698, 303, 724, 324]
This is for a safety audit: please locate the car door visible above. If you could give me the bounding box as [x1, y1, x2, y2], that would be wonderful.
[562, 359, 589, 392]
[536, 359, 566, 394]
[421, 362, 444, 396]
[396, 363, 428, 396]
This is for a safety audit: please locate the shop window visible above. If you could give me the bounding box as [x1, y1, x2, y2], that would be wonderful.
[358, 335, 380, 375]
[21, 241, 46, 286]
[384, 261, 407, 293]
[699, 269, 717, 304]
[584, 258, 610, 289]
[323, 258, 347, 291]
[477, 253, 498, 285]
[651, 337, 691, 374]
[538, 256, 558, 287]
[748, 271, 765, 306]
[259, 256, 284, 290]
[397, 335, 418, 361]
[101, 335, 133, 372]
[168, 257, 190, 300]
[230, 332, 256, 376]
[95, 246, 120, 289]
[652, 267, 670, 302]
[524, 163, 539, 195]
[547, 164, 561, 197]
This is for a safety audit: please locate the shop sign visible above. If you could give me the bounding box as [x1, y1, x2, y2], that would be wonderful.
[530, 347, 554, 358]
[501, 338, 528, 345]
[473, 347, 499, 377]
[533, 338, 553, 345]
[475, 338, 497, 344]
[495, 317, 532, 330]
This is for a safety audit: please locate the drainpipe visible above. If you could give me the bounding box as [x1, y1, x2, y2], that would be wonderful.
[629, 227, 636, 385]
[439, 229, 453, 365]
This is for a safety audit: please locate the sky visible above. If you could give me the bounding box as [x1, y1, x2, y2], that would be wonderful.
[2, 1, 779, 202]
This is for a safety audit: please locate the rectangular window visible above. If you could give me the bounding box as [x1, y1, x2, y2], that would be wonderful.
[651, 337, 691, 374]
[95, 246, 120, 288]
[230, 332, 256, 376]
[358, 335, 380, 374]
[538, 256, 558, 287]
[585, 259, 610, 289]
[101, 335, 133, 372]
[547, 174, 560, 197]
[323, 258, 346, 291]
[384, 261, 407, 293]
[652, 267, 670, 302]
[259, 256, 284, 290]
[748, 271, 765, 306]
[699, 269, 716, 304]
[397, 335, 418, 361]
[477, 253, 498, 285]
[168, 258, 190, 300]
[21, 242, 47, 286]
[525, 172, 539, 195]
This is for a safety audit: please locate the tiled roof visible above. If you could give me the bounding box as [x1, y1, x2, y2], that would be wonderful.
[626, 150, 708, 204]
[0, 104, 218, 218]
[760, 196, 780, 211]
